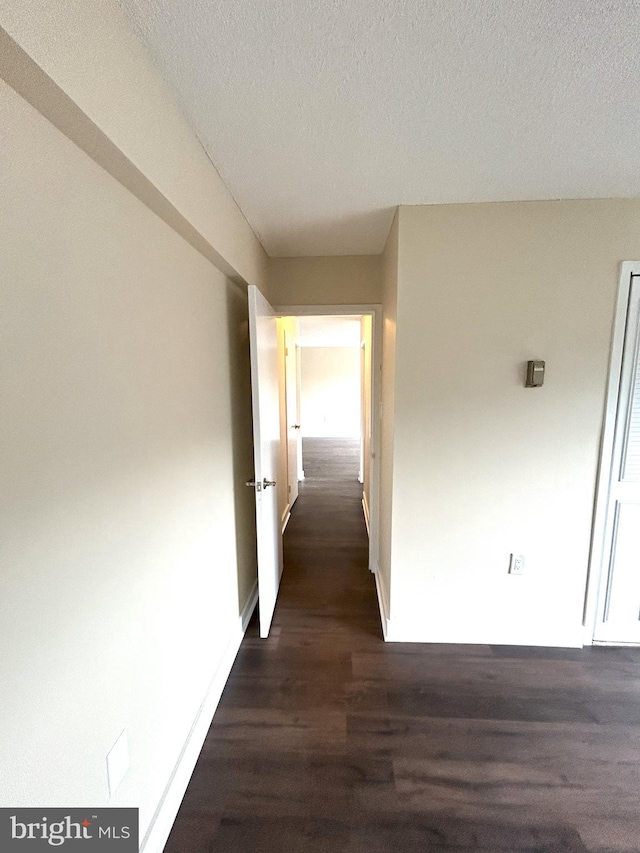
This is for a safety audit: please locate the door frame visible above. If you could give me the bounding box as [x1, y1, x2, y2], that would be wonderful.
[281, 321, 301, 532]
[274, 303, 382, 575]
[584, 262, 640, 644]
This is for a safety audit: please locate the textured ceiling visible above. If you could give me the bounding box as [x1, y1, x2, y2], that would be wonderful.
[119, 0, 640, 257]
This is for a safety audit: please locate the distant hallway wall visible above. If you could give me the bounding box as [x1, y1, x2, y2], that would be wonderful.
[300, 347, 361, 437]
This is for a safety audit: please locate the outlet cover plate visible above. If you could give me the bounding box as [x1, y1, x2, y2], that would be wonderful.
[509, 554, 525, 575]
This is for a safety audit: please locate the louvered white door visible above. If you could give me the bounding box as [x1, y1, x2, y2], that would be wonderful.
[594, 275, 640, 643]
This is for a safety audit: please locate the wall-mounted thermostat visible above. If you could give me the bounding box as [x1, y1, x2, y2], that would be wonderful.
[526, 360, 545, 387]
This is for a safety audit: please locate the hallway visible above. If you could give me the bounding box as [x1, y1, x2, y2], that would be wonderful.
[165, 439, 640, 853]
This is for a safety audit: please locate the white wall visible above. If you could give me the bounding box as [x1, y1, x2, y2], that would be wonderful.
[388, 199, 640, 645]
[300, 348, 361, 437]
[0, 2, 261, 845]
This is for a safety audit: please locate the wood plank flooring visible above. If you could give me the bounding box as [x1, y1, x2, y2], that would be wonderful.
[165, 438, 640, 853]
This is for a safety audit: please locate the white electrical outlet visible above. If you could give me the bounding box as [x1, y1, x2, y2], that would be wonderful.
[106, 729, 129, 799]
[509, 553, 525, 575]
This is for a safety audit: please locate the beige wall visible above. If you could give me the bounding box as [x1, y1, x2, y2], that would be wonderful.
[388, 199, 640, 644]
[268, 255, 382, 306]
[378, 212, 399, 625]
[0, 0, 262, 842]
[300, 348, 362, 438]
[0, 79, 257, 826]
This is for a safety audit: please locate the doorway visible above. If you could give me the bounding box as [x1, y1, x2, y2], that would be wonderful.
[275, 304, 382, 576]
[247, 294, 382, 637]
[587, 262, 640, 644]
[296, 316, 364, 544]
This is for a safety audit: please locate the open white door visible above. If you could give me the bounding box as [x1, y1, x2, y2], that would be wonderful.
[247, 285, 283, 638]
[594, 272, 640, 643]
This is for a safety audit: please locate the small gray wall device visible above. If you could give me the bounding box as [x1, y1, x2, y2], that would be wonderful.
[525, 360, 545, 387]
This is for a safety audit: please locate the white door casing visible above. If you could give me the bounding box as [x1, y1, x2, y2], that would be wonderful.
[589, 265, 640, 644]
[248, 285, 283, 638]
[296, 344, 304, 481]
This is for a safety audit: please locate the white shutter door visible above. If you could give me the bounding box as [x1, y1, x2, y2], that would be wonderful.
[594, 275, 640, 643]
[621, 336, 640, 480]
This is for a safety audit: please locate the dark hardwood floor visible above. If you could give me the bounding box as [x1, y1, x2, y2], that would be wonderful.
[165, 438, 640, 853]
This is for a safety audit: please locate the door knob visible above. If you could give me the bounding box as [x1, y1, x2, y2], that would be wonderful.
[292, 424, 301, 429]
[245, 478, 276, 489]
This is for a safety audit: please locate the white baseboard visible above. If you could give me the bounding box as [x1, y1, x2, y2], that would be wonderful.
[281, 510, 291, 535]
[240, 579, 259, 632]
[384, 618, 584, 648]
[373, 562, 391, 641]
[362, 493, 370, 536]
[140, 582, 258, 853]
